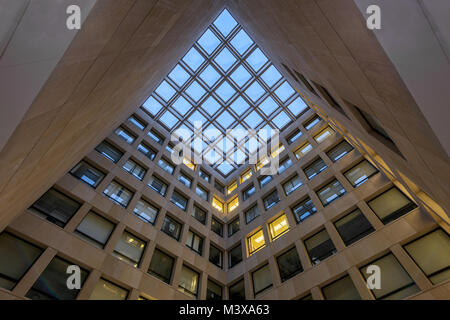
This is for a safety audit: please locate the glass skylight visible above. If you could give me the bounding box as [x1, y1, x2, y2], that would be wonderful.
[140, 8, 304, 177]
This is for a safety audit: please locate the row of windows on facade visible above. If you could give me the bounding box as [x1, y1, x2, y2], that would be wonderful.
[1, 227, 448, 300]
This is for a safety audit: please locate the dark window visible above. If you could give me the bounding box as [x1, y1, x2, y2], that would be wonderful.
[283, 175, 302, 196]
[322, 275, 361, 300]
[148, 249, 174, 284]
[123, 158, 147, 181]
[196, 185, 209, 201]
[277, 157, 292, 174]
[215, 181, 225, 194]
[192, 205, 207, 225]
[335, 209, 374, 246]
[292, 197, 317, 223]
[263, 190, 280, 210]
[367, 187, 417, 224]
[148, 176, 168, 196]
[26, 256, 88, 300]
[304, 229, 336, 265]
[317, 179, 346, 206]
[344, 160, 378, 187]
[74, 211, 115, 248]
[161, 216, 182, 241]
[287, 129, 302, 144]
[70, 161, 105, 188]
[211, 217, 224, 237]
[242, 184, 256, 201]
[209, 244, 223, 269]
[304, 157, 328, 180]
[259, 175, 273, 189]
[199, 170, 210, 182]
[326, 140, 354, 162]
[171, 190, 188, 211]
[186, 230, 203, 255]
[228, 217, 240, 237]
[252, 264, 272, 295]
[229, 279, 245, 300]
[245, 205, 259, 224]
[30, 188, 81, 227]
[228, 243, 243, 268]
[89, 278, 128, 300]
[277, 247, 303, 282]
[206, 279, 222, 300]
[95, 141, 123, 163]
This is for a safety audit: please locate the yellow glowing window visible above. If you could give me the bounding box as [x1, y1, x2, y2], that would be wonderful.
[294, 142, 313, 159]
[228, 197, 239, 212]
[255, 157, 269, 171]
[269, 214, 289, 240]
[271, 145, 285, 158]
[212, 197, 224, 212]
[241, 170, 252, 183]
[314, 127, 335, 144]
[227, 181, 237, 194]
[183, 158, 195, 170]
[248, 229, 265, 255]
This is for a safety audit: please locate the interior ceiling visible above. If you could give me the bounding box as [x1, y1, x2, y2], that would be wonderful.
[0, 0, 449, 232]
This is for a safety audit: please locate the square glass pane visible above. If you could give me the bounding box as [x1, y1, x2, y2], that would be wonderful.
[197, 29, 221, 55]
[213, 9, 237, 37]
[168, 64, 190, 87]
[261, 65, 282, 88]
[201, 96, 221, 116]
[182, 47, 205, 71]
[230, 65, 251, 88]
[172, 96, 192, 116]
[142, 96, 163, 116]
[275, 81, 295, 102]
[159, 111, 178, 130]
[186, 81, 206, 102]
[272, 111, 291, 129]
[199, 65, 221, 88]
[216, 111, 235, 129]
[155, 80, 176, 102]
[215, 81, 236, 102]
[230, 96, 250, 116]
[244, 111, 263, 128]
[216, 162, 234, 175]
[258, 96, 278, 116]
[214, 48, 237, 72]
[246, 48, 268, 72]
[188, 110, 207, 126]
[230, 29, 253, 55]
[245, 81, 265, 102]
[287, 97, 308, 116]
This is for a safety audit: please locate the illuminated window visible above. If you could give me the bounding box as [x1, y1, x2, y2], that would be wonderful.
[314, 126, 335, 143]
[228, 197, 239, 213]
[269, 214, 289, 240]
[212, 197, 224, 212]
[255, 157, 269, 171]
[183, 158, 195, 170]
[247, 229, 265, 255]
[271, 145, 285, 158]
[227, 180, 237, 194]
[294, 142, 313, 159]
[240, 170, 252, 183]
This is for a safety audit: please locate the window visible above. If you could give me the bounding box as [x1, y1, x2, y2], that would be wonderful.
[271, 145, 285, 158]
[277, 157, 292, 174]
[196, 185, 209, 201]
[128, 115, 146, 130]
[137, 142, 156, 160]
[292, 197, 317, 223]
[215, 181, 225, 193]
[277, 247, 303, 282]
[228, 243, 242, 268]
[211, 217, 224, 237]
[70, 161, 105, 188]
[229, 279, 245, 300]
[30, 188, 81, 227]
[283, 175, 302, 196]
[303, 157, 328, 180]
[263, 190, 280, 210]
[158, 158, 175, 175]
[185, 230, 203, 255]
[304, 116, 322, 130]
[258, 175, 273, 189]
[227, 180, 237, 194]
[245, 205, 259, 224]
[322, 275, 361, 300]
[183, 158, 195, 171]
[287, 129, 302, 144]
[212, 197, 224, 213]
[344, 160, 378, 187]
[241, 169, 252, 183]
[268, 214, 289, 240]
[148, 176, 168, 196]
[209, 244, 223, 269]
[228, 197, 239, 213]
[123, 158, 147, 181]
[404, 229, 450, 285]
[95, 141, 123, 163]
[314, 126, 335, 143]
[148, 130, 164, 145]
[178, 172, 192, 188]
[357, 106, 394, 143]
[192, 205, 207, 225]
[294, 142, 313, 159]
[133, 199, 158, 224]
[206, 279, 222, 300]
[171, 190, 188, 211]
[252, 264, 272, 295]
[0, 233, 43, 291]
[161, 215, 182, 240]
[317, 179, 346, 206]
[166, 143, 174, 153]
[114, 127, 136, 144]
[228, 217, 240, 237]
[178, 265, 199, 298]
[326, 140, 353, 162]
[248, 229, 265, 255]
[148, 249, 174, 284]
[113, 231, 146, 267]
[360, 254, 419, 299]
[304, 229, 336, 265]
[199, 170, 210, 182]
[255, 157, 269, 171]
[89, 278, 128, 300]
[367, 187, 417, 224]
[242, 184, 256, 201]
[103, 181, 133, 207]
[26, 257, 88, 300]
[335, 209, 374, 246]
[75, 211, 115, 248]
